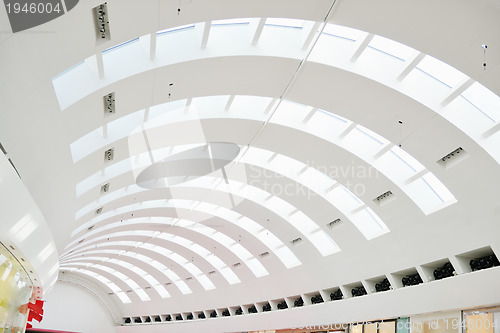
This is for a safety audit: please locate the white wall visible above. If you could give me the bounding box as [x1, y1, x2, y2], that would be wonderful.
[33, 281, 117, 333]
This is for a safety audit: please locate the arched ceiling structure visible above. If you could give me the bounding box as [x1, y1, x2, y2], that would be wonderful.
[1, 0, 500, 332]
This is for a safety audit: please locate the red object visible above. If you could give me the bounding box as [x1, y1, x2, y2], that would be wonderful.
[28, 301, 44, 316]
[26, 323, 33, 329]
[28, 311, 43, 323]
[26, 329, 80, 333]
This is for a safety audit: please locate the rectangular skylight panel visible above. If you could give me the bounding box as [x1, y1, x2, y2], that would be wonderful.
[190, 244, 211, 257]
[116, 291, 132, 303]
[70, 128, 103, 163]
[288, 211, 320, 235]
[191, 95, 230, 117]
[231, 243, 253, 260]
[308, 109, 350, 140]
[148, 99, 187, 120]
[154, 285, 170, 298]
[258, 230, 284, 249]
[404, 177, 444, 215]
[461, 82, 500, 122]
[328, 185, 363, 212]
[270, 153, 303, 175]
[350, 208, 389, 240]
[184, 263, 203, 275]
[242, 146, 271, 164]
[107, 110, 144, 141]
[157, 24, 195, 35]
[421, 173, 457, 205]
[308, 229, 339, 256]
[368, 35, 417, 61]
[134, 288, 151, 301]
[300, 166, 334, 193]
[270, 99, 313, 126]
[175, 280, 192, 295]
[213, 232, 235, 247]
[237, 216, 264, 234]
[230, 95, 274, 117]
[390, 146, 425, 173]
[219, 266, 241, 284]
[356, 124, 390, 145]
[196, 274, 216, 290]
[265, 196, 295, 217]
[102, 38, 139, 54]
[212, 18, 250, 25]
[245, 258, 269, 277]
[322, 24, 367, 42]
[342, 126, 386, 158]
[274, 246, 301, 268]
[266, 18, 304, 28]
[416, 55, 468, 88]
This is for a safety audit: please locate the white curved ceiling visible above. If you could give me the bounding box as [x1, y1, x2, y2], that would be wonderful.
[1, 0, 500, 331]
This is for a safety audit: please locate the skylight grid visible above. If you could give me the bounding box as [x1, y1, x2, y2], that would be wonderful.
[416, 55, 468, 88]
[265, 18, 304, 28]
[368, 35, 417, 61]
[77, 270, 131, 303]
[102, 38, 139, 54]
[404, 177, 445, 215]
[156, 24, 195, 35]
[461, 82, 500, 123]
[421, 173, 457, 205]
[351, 208, 389, 240]
[245, 258, 268, 277]
[274, 246, 301, 268]
[308, 229, 339, 256]
[212, 18, 250, 25]
[390, 146, 425, 173]
[322, 24, 368, 42]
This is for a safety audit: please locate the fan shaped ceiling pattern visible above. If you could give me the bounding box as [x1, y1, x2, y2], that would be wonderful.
[1, 0, 500, 326]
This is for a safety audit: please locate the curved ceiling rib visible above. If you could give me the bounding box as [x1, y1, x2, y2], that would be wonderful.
[66, 223, 269, 278]
[62, 261, 154, 301]
[54, 19, 500, 164]
[63, 234, 241, 286]
[63, 248, 216, 292]
[71, 199, 301, 269]
[67, 268, 131, 304]
[72, 106, 454, 215]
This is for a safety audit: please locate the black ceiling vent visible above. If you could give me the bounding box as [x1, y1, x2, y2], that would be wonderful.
[104, 148, 114, 162]
[248, 305, 257, 313]
[433, 262, 455, 280]
[402, 273, 423, 286]
[262, 303, 271, 312]
[290, 237, 302, 246]
[259, 251, 270, 258]
[470, 254, 500, 271]
[277, 301, 288, 309]
[327, 218, 342, 228]
[294, 297, 304, 307]
[311, 294, 324, 304]
[232, 262, 241, 268]
[375, 278, 391, 292]
[186, 313, 193, 320]
[438, 147, 467, 168]
[101, 183, 110, 193]
[93, 3, 110, 41]
[198, 312, 206, 319]
[95, 207, 103, 215]
[330, 288, 343, 300]
[103, 92, 115, 115]
[374, 190, 394, 205]
[351, 286, 367, 297]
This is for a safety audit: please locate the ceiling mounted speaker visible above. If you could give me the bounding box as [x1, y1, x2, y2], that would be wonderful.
[136, 142, 240, 189]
